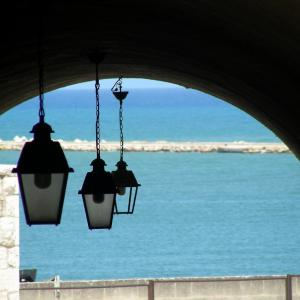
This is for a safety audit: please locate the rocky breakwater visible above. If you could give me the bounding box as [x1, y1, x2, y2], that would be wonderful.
[0, 139, 290, 153]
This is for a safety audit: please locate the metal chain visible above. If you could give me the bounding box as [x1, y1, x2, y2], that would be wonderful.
[111, 76, 126, 161]
[119, 100, 124, 161]
[37, 19, 45, 121]
[95, 63, 101, 159]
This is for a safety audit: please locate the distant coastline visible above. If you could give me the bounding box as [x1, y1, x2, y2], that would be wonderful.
[0, 138, 290, 153]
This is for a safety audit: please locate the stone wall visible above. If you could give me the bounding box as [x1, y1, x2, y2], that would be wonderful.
[0, 165, 19, 300]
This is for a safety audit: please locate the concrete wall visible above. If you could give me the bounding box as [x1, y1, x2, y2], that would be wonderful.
[0, 165, 19, 300]
[292, 276, 300, 300]
[154, 276, 287, 300]
[20, 279, 149, 300]
[20, 275, 300, 300]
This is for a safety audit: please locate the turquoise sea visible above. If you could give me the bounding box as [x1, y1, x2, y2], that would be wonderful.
[1, 86, 300, 281]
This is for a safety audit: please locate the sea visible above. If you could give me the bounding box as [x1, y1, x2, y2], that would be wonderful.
[1, 85, 300, 281]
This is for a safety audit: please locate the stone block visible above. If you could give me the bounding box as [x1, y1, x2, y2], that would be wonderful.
[3, 195, 19, 218]
[0, 268, 19, 292]
[0, 199, 4, 217]
[0, 217, 18, 248]
[0, 247, 8, 269]
[8, 291, 19, 300]
[0, 165, 16, 175]
[2, 177, 18, 197]
[8, 247, 19, 268]
[0, 290, 8, 299]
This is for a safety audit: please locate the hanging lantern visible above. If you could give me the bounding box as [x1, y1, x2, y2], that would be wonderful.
[79, 54, 117, 230]
[13, 120, 73, 225]
[111, 77, 141, 214]
[12, 30, 73, 225]
[79, 158, 116, 229]
[112, 160, 140, 214]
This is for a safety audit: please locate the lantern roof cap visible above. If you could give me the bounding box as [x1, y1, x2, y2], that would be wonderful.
[115, 160, 128, 170]
[30, 120, 54, 134]
[90, 158, 106, 168]
[112, 161, 140, 187]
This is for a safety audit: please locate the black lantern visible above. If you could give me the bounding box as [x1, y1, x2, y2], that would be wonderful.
[13, 120, 73, 225]
[78, 54, 117, 230]
[111, 78, 141, 214]
[12, 32, 73, 225]
[79, 158, 116, 229]
[112, 160, 140, 214]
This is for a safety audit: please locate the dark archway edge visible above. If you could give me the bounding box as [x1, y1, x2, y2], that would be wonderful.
[1, 1, 300, 159]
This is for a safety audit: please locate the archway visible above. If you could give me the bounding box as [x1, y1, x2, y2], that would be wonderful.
[1, 79, 299, 281]
[1, 79, 300, 299]
[0, 1, 300, 158]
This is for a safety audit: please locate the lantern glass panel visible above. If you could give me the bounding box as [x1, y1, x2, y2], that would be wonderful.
[114, 187, 139, 214]
[116, 187, 132, 211]
[20, 173, 67, 224]
[83, 193, 115, 229]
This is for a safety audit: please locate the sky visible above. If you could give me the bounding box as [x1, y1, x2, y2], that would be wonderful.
[64, 78, 183, 90]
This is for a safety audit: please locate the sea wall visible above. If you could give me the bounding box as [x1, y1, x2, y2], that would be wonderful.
[20, 275, 300, 300]
[0, 165, 19, 300]
[0, 140, 290, 153]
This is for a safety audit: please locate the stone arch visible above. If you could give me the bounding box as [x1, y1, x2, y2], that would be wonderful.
[0, 1, 299, 158]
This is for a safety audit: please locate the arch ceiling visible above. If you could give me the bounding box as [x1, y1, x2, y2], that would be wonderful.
[0, 1, 300, 158]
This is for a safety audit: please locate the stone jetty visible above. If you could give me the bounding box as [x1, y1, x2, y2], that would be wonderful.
[0, 139, 290, 153]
